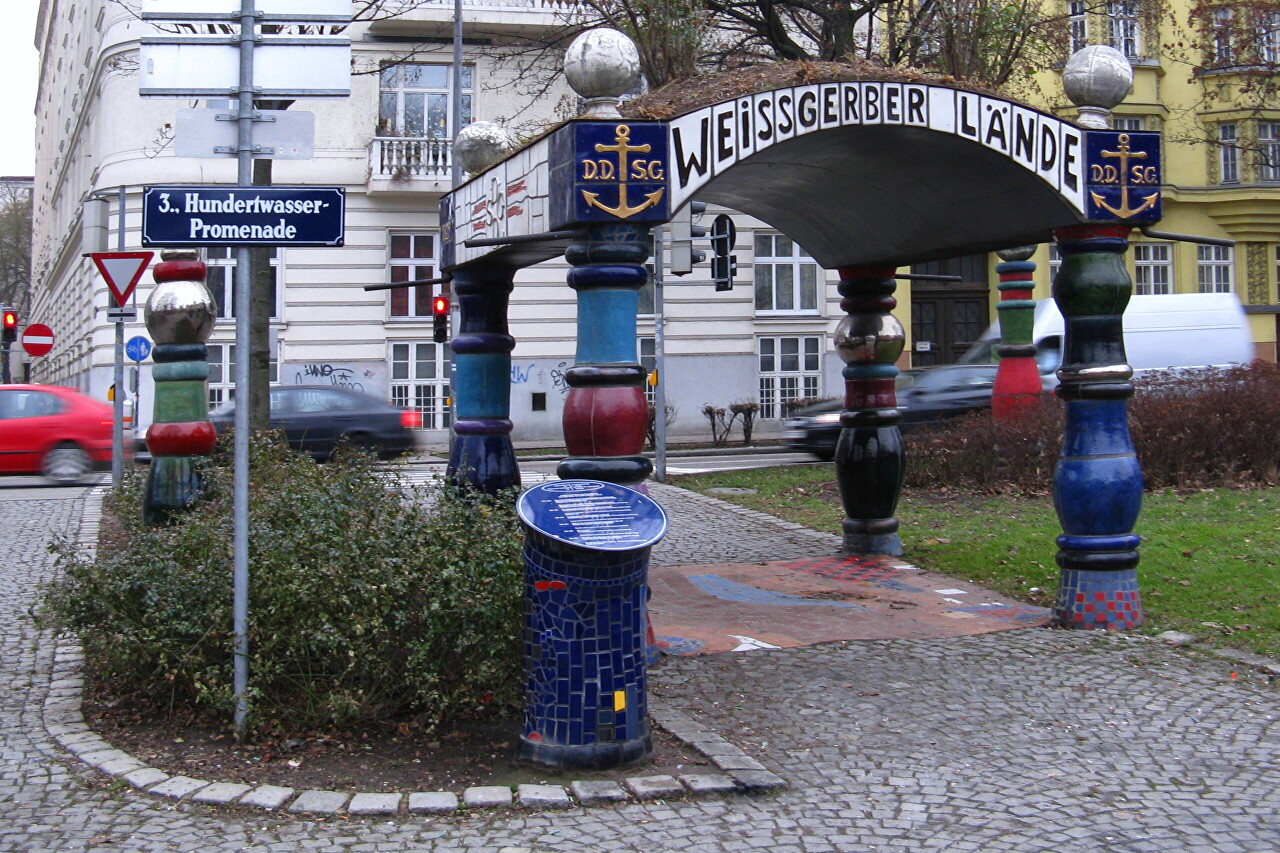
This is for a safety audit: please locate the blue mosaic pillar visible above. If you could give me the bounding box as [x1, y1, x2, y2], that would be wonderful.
[832, 266, 906, 556]
[447, 263, 521, 494]
[557, 223, 653, 488]
[515, 480, 667, 770]
[1049, 224, 1144, 630]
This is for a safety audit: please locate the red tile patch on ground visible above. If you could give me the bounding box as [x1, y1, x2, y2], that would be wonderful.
[649, 554, 1049, 656]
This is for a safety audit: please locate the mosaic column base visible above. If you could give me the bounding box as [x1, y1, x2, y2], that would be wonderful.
[143, 456, 205, 527]
[448, 427, 520, 494]
[517, 530, 652, 771]
[1053, 566, 1144, 630]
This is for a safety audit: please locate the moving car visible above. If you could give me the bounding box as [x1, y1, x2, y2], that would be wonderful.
[782, 364, 998, 460]
[0, 384, 114, 483]
[209, 385, 420, 460]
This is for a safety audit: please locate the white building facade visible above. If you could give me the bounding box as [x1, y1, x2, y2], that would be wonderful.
[30, 1, 848, 444]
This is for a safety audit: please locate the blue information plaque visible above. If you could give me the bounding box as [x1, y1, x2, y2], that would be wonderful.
[548, 121, 669, 230]
[517, 480, 668, 552]
[1083, 130, 1161, 223]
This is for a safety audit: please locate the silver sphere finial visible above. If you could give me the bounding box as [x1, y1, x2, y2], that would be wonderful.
[454, 122, 519, 175]
[1063, 45, 1133, 129]
[564, 28, 641, 119]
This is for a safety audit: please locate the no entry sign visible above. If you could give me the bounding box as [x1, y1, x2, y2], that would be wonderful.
[21, 323, 54, 357]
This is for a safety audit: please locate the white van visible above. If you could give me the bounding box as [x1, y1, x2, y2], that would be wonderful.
[958, 292, 1254, 390]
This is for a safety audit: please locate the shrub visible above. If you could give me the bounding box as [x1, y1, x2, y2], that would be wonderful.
[41, 434, 525, 735]
[903, 362, 1280, 493]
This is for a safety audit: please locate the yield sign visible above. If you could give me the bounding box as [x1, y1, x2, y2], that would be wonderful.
[21, 323, 54, 357]
[91, 251, 155, 306]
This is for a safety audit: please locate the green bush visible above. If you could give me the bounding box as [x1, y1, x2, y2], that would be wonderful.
[41, 435, 525, 735]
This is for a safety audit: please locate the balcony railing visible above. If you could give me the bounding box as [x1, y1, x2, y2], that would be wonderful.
[370, 137, 453, 182]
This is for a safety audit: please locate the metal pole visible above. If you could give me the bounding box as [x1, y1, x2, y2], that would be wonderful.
[451, 0, 463, 188]
[652, 227, 667, 483]
[232, 0, 256, 739]
[111, 187, 126, 487]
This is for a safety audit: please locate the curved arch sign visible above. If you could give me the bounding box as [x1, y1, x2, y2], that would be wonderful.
[442, 81, 1160, 270]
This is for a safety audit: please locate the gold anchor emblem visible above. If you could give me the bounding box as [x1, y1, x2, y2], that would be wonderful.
[1089, 133, 1159, 219]
[581, 124, 666, 219]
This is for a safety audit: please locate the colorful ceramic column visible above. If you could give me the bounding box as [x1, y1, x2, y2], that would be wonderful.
[143, 250, 218, 525]
[557, 223, 653, 488]
[446, 263, 521, 494]
[832, 266, 906, 555]
[991, 245, 1044, 421]
[1049, 224, 1144, 630]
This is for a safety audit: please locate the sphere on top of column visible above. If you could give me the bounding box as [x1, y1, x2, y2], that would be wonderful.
[145, 249, 215, 345]
[1062, 45, 1133, 129]
[455, 121, 519, 176]
[564, 28, 641, 119]
[996, 245, 1038, 262]
[833, 312, 906, 365]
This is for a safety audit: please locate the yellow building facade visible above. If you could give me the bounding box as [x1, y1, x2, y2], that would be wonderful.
[1021, 0, 1280, 362]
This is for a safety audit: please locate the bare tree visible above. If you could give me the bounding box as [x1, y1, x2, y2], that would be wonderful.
[0, 185, 32, 316]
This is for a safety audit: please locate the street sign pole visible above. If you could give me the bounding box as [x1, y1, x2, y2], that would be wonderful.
[653, 227, 668, 483]
[232, 0, 255, 739]
[113, 187, 127, 488]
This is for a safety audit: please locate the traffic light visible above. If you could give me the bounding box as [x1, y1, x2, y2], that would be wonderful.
[432, 294, 449, 343]
[668, 201, 707, 276]
[710, 214, 738, 291]
[1, 308, 16, 344]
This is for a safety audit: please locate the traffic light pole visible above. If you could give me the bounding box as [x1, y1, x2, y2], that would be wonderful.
[652, 227, 668, 483]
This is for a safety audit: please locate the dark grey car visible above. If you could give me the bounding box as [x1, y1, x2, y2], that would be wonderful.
[209, 385, 419, 460]
[783, 364, 998, 459]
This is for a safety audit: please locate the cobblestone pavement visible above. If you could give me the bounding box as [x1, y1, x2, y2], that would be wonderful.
[4, 484, 1280, 851]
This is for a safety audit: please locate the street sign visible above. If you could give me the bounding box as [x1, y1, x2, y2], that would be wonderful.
[108, 308, 139, 323]
[126, 336, 153, 363]
[141, 186, 345, 247]
[20, 324, 54, 357]
[174, 108, 315, 160]
[139, 40, 351, 98]
[91, 251, 155, 306]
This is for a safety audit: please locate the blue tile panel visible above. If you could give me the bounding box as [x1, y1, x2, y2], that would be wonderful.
[518, 528, 652, 769]
[787, 555, 925, 592]
[688, 573, 868, 609]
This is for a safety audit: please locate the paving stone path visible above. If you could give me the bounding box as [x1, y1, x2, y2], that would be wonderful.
[4, 482, 1280, 851]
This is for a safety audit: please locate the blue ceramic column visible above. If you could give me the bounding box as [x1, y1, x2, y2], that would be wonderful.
[446, 263, 521, 494]
[832, 266, 906, 555]
[1049, 224, 1144, 630]
[557, 223, 653, 489]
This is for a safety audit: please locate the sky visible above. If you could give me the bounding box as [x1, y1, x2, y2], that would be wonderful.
[0, 2, 38, 178]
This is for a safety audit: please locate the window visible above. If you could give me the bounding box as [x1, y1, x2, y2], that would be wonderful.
[1212, 6, 1235, 65]
[390, 342, 452, 430]
[378, 63, 472, 138]
[754, 233, 820, 313]
[205, 247, 280, 320]
[1259, 122, 1280, 181]
[1069, 0, 1088, 54]
[1108, 0, 1141, 58]
[1197, 244, 1234, 293]
[206, 342, 279, 409]
[389, 233, 442, 319]
[1260, 11, 1280, 64]
[758, 336, 822, 419]
[1219, 123, 1239, 184]
[1132, 243, 1173, 295]
[1113, 116, 1144, 131]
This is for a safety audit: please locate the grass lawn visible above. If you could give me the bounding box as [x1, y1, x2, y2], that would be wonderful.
[673, 466, 1280, 659]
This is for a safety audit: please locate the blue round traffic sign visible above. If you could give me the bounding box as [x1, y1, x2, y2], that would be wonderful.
[125, 336, 153, 363]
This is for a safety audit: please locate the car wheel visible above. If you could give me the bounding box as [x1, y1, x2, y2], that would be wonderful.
[42, 444, 93, 484]
[813, 446, 835, 462]
[342, 433, 380, 457]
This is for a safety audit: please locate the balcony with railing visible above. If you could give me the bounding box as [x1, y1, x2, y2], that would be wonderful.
[368, 136, 454, 193]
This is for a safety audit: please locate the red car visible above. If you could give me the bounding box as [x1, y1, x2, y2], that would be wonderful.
[0, 384, 115, 483]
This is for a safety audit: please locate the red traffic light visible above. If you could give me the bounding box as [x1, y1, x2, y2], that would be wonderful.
[2, 310, 15, 329]
[432, 295, 449, 315]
